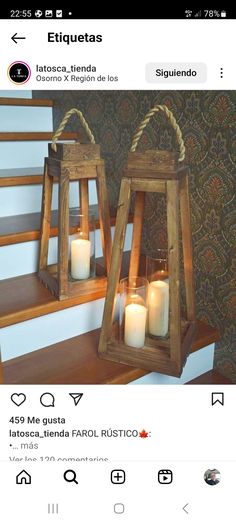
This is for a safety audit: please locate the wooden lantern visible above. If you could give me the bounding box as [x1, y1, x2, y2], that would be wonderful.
[38, 108, 112, 300]
[98, 105, 196, 377]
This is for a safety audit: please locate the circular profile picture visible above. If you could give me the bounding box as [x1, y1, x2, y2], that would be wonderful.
[8, 61, 31, 84]
[204, 468, 221, 486]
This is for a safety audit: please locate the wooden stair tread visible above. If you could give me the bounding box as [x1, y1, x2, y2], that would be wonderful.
[2, 322, 220, 385]
[0, 166, 44, 187]
[0, 270, 107, 328]
[186, 370, 232, 384]
[0, 131, 79, 141]
[0, 205, 124, 246]
[0, 252, 135, 328]
[0, 98, 53, 107]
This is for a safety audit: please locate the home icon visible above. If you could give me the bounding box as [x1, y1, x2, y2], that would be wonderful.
[16, 470, 31, 485]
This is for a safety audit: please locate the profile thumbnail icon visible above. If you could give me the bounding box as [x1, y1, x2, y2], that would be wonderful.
[204, 468, 221, 486]
[8, 61, 31, 84]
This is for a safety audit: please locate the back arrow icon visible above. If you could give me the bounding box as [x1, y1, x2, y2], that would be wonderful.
[11, 33, 26, 44]
[183, 503, 189, 514]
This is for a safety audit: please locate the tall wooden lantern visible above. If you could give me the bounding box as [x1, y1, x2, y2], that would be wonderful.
[98, 105, 196, 377]
[38, 108, 112, 300]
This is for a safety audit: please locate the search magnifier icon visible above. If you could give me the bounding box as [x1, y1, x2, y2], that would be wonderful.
[63, 469, 78, 484]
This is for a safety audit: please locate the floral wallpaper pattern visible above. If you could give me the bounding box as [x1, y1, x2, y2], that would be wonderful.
[34, 90, 236, 382]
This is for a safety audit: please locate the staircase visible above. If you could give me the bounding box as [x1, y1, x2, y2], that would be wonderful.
[0, 92, 222, 385]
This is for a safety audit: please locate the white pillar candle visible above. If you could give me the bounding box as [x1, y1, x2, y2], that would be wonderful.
[71, 238, 91, 280]
[148, 280, 169, 337]
[124, 303, 147, 348]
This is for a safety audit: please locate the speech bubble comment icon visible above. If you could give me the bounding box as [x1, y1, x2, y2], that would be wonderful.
[40, 392, 55, 407]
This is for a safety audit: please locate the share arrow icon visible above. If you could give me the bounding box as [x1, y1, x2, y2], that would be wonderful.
[69, 393, 83, 406]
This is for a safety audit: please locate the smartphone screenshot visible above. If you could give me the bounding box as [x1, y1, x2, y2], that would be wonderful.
[0, 8, 235, 523]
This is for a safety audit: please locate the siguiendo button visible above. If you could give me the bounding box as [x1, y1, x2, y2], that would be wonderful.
[146, 63, 207, 83]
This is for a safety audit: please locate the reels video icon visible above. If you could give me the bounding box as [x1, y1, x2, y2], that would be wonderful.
[158, 469, 173, 484]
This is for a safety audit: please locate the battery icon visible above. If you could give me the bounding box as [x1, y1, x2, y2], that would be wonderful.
[221, 10, 226, 17]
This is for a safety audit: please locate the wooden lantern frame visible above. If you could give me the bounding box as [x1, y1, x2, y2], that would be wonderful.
[98, 105, 196, 377]
[38, 108, 112, 300]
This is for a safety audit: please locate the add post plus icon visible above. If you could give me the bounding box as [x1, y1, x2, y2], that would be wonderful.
[111, 470, 126, 484]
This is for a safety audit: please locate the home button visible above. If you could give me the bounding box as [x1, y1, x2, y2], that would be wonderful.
[16, 470, 31, 485]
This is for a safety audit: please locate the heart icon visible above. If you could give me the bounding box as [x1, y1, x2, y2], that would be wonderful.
[11, 393, 26, 407]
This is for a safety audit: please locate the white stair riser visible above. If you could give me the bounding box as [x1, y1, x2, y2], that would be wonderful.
[0, 179, 98, 217]
[0, 224, 133, 279]
[0, 141, 51, 169]
[0, 90, 32, 98]
[130, 344, 215, 385]
[0, 106, 53, 132]
[1, 298, 105, 361]
[0, 140, 87, 171]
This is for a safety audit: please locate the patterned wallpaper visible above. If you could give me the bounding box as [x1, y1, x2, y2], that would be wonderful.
[34, 90, 236, 383]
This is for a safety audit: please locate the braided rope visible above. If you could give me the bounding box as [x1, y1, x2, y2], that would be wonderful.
[51, 108, 95, 152]
[130, 104, 185, 161]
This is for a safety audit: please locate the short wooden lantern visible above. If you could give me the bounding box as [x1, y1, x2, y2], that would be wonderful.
[98, 105, 196, 377]
[38, 108, 112, 300]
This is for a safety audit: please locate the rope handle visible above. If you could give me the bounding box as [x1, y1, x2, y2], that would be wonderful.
[51, 108, 95, 152]
[130, 104, 185, 161]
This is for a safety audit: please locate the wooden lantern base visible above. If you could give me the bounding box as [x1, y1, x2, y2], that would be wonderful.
[39, 261, 108, 301]
[101, 319, 196, 378]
